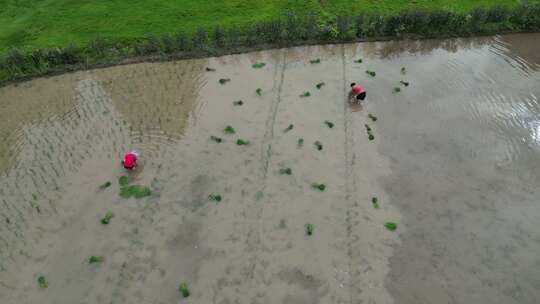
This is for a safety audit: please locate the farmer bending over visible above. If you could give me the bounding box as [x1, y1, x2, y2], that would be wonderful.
[123, 150, 139, 170]
[350, 83, 366, 102]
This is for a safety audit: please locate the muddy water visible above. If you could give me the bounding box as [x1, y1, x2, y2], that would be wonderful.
[371, 34, 540, 304]
[0, 34, 539, 304]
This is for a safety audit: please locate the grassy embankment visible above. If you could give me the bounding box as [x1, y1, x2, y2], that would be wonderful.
[0, 0, 539, 84]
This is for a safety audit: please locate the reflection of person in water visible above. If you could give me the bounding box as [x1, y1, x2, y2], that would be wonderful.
[123, 150, 139, 170]
[350, 83, 366, 102]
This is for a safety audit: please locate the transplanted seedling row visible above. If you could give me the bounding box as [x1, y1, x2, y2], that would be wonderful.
[252, 62, 266, 69]
[214, 125, 251, 146]
[118, 176, 152, 199]
[370, 196, 398, 231]
[312, 183, 326, 191]
[208, 194, 222, 202]
[219, 78, 231, 85]
[279, 167, 292, 175]
[284, 124, 294, 133]
[365, 124, 375, 141]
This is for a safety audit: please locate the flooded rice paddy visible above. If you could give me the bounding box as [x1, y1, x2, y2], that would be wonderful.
[0, 33, 539, 304]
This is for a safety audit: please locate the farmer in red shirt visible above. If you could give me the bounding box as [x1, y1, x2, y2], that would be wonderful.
[123, 151, 139, 170]
[350, 83, 366, 101]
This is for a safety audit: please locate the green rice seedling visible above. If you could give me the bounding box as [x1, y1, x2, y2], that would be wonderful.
[88, 256, 104, 264]
[354, 58, 363, 63]
[365, 124, 372, 132]
[372, 197, 379, 209]
[297, 138, 304, 147]
[208, 194, 222, 202]
[236, 139, 250, 145]
[368, 114, 378, 122]
[179, 282, 190, 298]
[224, 126, 236, 134]
[279, 168, 292, 175]
[314, 141, 323, 151]
[393, 87, 401, 93]
[205, 67, 216, 72]
[210, 136, 223, 143]
[30, 201, 41, 213]
[256, 88, 262, 96]
[252, 62, 266, 68]
[324, 121, 334, 128]
[401, 67, 406, 74]
[119, 176, 130, 187]
[120, 185, 152, 199]
[316, 82, 325, 89]
[300, 91, 311, 98]
[284, 124, 294, 132]
[310, 58, 321, 64]
[305, 223, 314, 235]
[400, 80, 409, 87]
[384, 222, 397, 231]
[312, 183, 326, 191]
[366, 70, 376, 77]
[101, 211, 114, 225]
[38, 276, 48, 288]
[219, 78, 230, 85]
[233, 100, 244, 106]
[368, 134, 375, 141]
[99, 181, 112, 189]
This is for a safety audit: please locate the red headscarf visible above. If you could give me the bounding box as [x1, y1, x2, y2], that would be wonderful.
[124, 153, 137, 169]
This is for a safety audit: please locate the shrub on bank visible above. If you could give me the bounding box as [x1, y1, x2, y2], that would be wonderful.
[1, 3, 539, 84]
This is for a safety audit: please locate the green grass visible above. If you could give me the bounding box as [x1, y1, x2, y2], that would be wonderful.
[0, 0, 527, 52]
[252, 62, 266, 68]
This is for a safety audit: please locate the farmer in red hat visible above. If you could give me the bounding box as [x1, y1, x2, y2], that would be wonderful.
[123, 150, 139, 170]
[350, 83, 366, 102]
